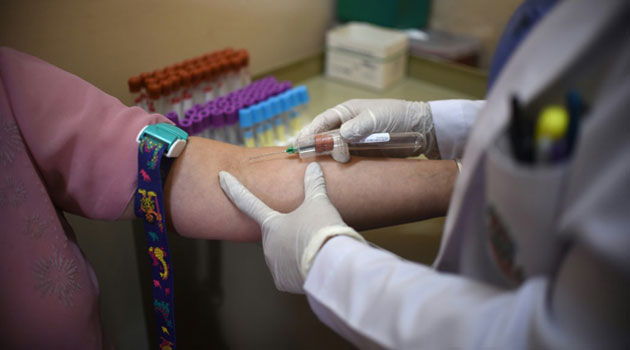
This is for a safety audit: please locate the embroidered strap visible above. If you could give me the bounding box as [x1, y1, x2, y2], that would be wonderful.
[135, 136, 177, 350]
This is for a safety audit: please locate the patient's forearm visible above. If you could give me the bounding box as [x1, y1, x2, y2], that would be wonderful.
[164, 137, 457, 241]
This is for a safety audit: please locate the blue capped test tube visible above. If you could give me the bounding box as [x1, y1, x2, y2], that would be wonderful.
[251, 104, 266, 147]
[239, 107, 256, 148]
[269, 96, 287, 145]
[261, 101, 275, 147]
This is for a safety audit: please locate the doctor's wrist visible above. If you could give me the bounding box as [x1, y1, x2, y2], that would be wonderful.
[300, 225, 366, 279]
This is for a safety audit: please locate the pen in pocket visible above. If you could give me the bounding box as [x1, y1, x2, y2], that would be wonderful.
[535, 105, 569, 164]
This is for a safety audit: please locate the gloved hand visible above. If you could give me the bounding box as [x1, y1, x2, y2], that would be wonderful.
[297, 99, 440, 162]
[219, 162, 366, 293]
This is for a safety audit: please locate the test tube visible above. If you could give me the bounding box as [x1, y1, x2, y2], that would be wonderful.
[185, 107, 196, 121]
[169, 75, 183, 120]
[191, 68, 204, 105]
[165, 111, 179, 125]
[224, 105, 241, 145]
[128, 76, 146, 110]
[286, 89, 300, 136]
[211, 108, 227, 142]
[239, 107, 256, 148]
[191, 112, 204, 135]
[237, 50, 251, 88]
[293, 86, 310, 135]
[179, 118, 193, 135]
[291, 130, 423, 159]
[179, 70, 193, 113]
[147, 83, 161, 113]
[201, 65, 214, 103]
[160, 79, 173, 115]
[260, 101, 275, 146]
[209, 63, 220, 100]
[270, 96, 287, 145]
[278, 91, 292, 137]
[252, 104, 266, 147]
[199, 108, 213, 139]
[217, 59, 230, 96]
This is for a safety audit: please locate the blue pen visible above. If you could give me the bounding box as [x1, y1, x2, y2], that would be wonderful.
[564, 90, 583, 159]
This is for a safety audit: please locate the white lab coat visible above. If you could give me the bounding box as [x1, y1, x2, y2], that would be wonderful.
[304, 0, 630, 349]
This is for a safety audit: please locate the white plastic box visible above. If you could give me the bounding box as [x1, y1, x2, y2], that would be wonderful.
[326, 22, 408, 90]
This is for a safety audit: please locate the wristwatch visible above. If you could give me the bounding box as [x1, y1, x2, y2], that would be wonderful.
[135, 122, 188, 349]
[136, 123, 188, 158]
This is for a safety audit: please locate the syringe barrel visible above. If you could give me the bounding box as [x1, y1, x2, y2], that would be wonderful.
[294, 130, 424, 159]
[347, 131, 424, 158]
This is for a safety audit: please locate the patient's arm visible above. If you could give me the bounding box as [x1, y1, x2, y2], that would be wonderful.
[162, 136, 458, 242]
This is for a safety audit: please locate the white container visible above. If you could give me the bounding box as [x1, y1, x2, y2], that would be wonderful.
[326, 22, 408, 90]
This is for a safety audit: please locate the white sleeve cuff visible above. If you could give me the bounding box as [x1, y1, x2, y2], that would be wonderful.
[301, 225, 365, 279]
[429, 100, 485, 159]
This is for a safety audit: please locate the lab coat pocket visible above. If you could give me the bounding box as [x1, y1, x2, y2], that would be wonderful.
[484, 134, 568, 285]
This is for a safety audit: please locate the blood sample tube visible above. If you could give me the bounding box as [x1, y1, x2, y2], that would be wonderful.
[179, 70, 193, 113]
[128, 76, 146, 110]
[147, 83, 161, 113]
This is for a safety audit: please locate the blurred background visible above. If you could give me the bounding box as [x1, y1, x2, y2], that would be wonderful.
[0, 0, 521, 348]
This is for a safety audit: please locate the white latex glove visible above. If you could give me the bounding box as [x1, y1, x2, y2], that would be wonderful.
[219, 162, 366, 293]
[298, 99, 440, 162]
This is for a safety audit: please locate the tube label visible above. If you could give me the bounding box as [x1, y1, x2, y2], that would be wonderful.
[358, 133, 390, 143]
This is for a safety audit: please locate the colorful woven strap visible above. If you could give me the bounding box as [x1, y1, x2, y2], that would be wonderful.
[135, 136, 177, 350]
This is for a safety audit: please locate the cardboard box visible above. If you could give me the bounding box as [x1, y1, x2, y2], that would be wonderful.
[326, 22, 408, 90]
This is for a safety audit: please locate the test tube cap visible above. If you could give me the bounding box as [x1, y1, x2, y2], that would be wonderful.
[278, 81, 292, 92]
[179, 118, 193, 134]
[140, 72, 152, 85]
[269, 96, 281, 116]
[145, 77, 159, 88]
[296, 85, 310, 104]
[239, 107, 253, 128]
[169, 75, 181, 90]
[165, 111, 179, 124]
[160, 80, 172, 96]
[191, 68, 202, 85]
[275, 92, 287, 113]
[147, 83, 161, 100]
[185, 108, 196, 119]
[128, 76, 143, 92]
[199, 108, 211, 129]
[201, 65, 211, 81]
[225, 105, 238, 125]
[285, 89, 298, 109]
[178, 70, 192, 87]
[251, 104, 264, 124]
[191, 113, 204, 135]
[216, 97, 229, 109]
[211, 109, 225, 127]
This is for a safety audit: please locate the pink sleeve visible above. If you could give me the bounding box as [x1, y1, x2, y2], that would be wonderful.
[0, 47, 170, 220]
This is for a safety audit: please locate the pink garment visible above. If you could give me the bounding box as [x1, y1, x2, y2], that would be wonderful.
[0, 47, 168, 348]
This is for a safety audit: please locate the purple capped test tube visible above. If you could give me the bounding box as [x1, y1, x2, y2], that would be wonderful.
[179, 118, 193, 135]
[185, 108, 196, 120]
[191, 112, 203, 135]
[211, 107, 226, 142]
[165, 111, 179, 125]
[224, 104, 241, 145]
[199, 108, 213, 139]
[278, 81, 292, 92]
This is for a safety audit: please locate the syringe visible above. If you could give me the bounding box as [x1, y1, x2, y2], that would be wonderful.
[248, 130, 425, 160]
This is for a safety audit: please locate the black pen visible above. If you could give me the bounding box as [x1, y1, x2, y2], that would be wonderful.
[510, 96, 534, 163]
